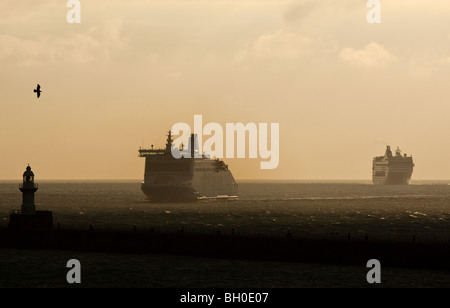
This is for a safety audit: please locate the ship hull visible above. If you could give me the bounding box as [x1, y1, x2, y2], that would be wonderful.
[141, 180, 238, 202]
[372, 172, 412, 185]
[140, 168, 239, 202]
[141, 183, 199, 202]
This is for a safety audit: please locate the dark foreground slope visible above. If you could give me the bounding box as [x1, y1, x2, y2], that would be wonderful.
[1, 226, 449, 271]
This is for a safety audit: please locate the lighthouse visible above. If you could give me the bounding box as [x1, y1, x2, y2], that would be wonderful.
[19, 165, 38, 214]
[9, 165, 53, 229]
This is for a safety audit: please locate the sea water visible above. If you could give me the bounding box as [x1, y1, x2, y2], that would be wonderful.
[0, 180, 449, 287]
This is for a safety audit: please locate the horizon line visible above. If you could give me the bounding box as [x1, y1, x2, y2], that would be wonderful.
[1, 178, 450, 182]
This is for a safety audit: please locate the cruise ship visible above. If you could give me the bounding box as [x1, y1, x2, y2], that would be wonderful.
[138, 131, 238, 202]
[372, 146, 414, 185]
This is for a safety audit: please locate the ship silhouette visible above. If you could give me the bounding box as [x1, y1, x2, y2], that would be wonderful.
[139, 131, 238, 202]
[372, 146, 414, 185]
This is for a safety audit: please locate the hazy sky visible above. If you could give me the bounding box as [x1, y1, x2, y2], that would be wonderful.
[2, 0, 450, 180]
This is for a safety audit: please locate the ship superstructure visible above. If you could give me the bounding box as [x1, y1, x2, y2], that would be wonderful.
[139, 131, 238, 201]
[372, 146, 414, 185]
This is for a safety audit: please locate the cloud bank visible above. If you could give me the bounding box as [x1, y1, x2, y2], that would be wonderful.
[339, 42, 396, 69]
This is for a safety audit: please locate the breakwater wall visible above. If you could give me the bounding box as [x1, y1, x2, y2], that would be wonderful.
[1, 225, 449, 270]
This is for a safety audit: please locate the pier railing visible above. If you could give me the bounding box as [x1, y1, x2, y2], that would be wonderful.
[44, 223, 450, 246]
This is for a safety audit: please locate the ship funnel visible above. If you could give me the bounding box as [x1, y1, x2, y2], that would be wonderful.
[165, 130, 173, 151]
[188, 134, 199, 158]
[385, 145, 393, 158]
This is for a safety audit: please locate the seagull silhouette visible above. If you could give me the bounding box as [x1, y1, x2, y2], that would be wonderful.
[33, 84, 41, 98]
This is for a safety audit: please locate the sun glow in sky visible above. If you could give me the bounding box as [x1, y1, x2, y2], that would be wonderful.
[2, 0, 450, 180]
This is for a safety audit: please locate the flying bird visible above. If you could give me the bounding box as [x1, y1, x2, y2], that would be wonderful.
[33, 84, 41, 98]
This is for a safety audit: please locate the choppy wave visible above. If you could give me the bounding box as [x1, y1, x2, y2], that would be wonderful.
[0, 181, 449, 237]
[250, 195, 442, 202]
